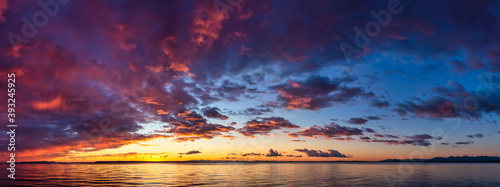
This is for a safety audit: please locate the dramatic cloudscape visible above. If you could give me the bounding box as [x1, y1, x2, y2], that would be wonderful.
[0, 0, 499, 162]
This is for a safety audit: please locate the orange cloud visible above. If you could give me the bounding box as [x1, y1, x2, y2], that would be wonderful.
[128, 62, 137, 72]
[190, 5, 227, 47]
[287, 80, 302, 88]
[278, 90, 311, 109]
[157, 109, 169, 115]
[169, 62, 189, 73]
[145, 65, 164, 73]
[32, 96, 64, 110]
[16, 135, 171, 162]
[140, 97, 162, 105]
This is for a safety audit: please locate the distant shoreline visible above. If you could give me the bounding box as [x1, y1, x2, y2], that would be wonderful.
[4, 160, 500, 164]
[4, 156, 499, 164]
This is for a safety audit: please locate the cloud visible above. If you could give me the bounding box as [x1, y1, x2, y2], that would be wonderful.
[229, 106, 272, 116]
[294, 148, 351, 158]
[265, 149, 282, 157]
[370, 134, 436, 146]
[371, 139, 431, 146]
[364, 128, 376, 133]
[346, 117, 368, 125]
[407, 134, 433, 140]
[270, 75, 374, 110]
[455, 141, 474, 145]
[394, 80, 500, 120]
[66, 152, 170, 160]
[31, 96, 65, 110]
[160, 110, 235, 141]
[242, 72, 265, 85]
[287, 123, 364, 140]
[289, 140, 306, 142]
[179, 150, 201, 155]
[374, 134, 400, 139]
[190, 2, 226, 48]
[238, 117, 300, 137]
[359, 136, 371, 142]
[447, 59, 469, 73]
[202, 107, 229, 120]
[394, 97, 460, 118]
[214, 80, 247, 101]
[241, 153, 262, 157]
[466, 134, 483, 138]
[366, 116, 381, 120]
[370, 99, 391, 108]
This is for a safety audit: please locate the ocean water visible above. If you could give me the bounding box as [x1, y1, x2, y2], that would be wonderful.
[1, 163, 500, 186]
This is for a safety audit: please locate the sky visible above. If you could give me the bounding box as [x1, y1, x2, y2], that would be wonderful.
[0, 0, 500, 162]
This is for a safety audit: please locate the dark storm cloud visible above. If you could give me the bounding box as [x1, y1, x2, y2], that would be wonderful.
[294, 148, 350, 158]
[287, 123, 364, 140]
[238, 117, 300, 137]
[202, 107, 229, 120]
[265, 149, 282, 157]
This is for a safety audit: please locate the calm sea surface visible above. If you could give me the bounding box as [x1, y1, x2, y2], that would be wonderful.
[1, 163, 500, 186]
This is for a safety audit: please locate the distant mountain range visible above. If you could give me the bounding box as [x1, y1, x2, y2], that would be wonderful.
[381, 156, 500, 162]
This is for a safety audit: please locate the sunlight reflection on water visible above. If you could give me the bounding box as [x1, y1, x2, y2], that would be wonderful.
[2, 163, 500, 186]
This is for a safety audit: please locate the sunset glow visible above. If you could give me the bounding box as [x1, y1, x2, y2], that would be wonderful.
[1, 0, 500, 165]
